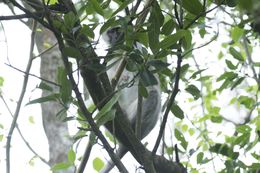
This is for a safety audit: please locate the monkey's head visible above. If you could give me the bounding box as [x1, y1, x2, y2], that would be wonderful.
[102, 27, 124, 45]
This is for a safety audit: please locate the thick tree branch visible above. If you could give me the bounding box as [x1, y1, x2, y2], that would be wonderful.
[0, 12, 42, 20]
[53, 32, 128, 173]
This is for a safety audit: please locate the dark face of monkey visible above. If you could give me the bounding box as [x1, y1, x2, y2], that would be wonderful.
[106, 27, 124, 45]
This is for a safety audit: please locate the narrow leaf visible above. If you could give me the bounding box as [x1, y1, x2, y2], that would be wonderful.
[171, 104, 184, 119]
[111, 0, 134, 17]
[38, 82, 53, 91]
[51, 162, 72, 171]
[140, 69, 158, 86]
[68, 149, 76, 164]
[210, 143, 239, 159]
[96, 109, 116, 126]
[178, 0, 203, 15]
[175, 129, 188, 149]
[159, 30, 187, 49]
[89, 0, 104, 16]
[94, 93, 120, 120]
[26, 94, 59, 105]
[225, 59, 237, 70]
[185, 84, 200, 100]
[229, 47, 244, 61]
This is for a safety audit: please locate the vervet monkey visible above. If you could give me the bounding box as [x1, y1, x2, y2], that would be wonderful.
[100, 27, 161, 173]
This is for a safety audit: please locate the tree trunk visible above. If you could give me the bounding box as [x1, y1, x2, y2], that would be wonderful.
[35, 27, 73, 172]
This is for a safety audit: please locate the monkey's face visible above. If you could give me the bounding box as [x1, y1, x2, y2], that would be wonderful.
[103, 27, 123, 45]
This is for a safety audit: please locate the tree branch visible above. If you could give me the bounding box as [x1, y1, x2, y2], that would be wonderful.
[6, 20, 37, 173]
[152, 43, 183, 156]
[0, 94, 49, 165]
[0, 12, 42, 20]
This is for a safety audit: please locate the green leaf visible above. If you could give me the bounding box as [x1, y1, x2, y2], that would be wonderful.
[171, 104, 184, 119]
[185, 84, 200, 100]
[28, 116, 35, 124]
[62, 47, 82, 59]
[225, 59, 237, 70]
[139, 83, 148, 98]
[57, 67, 72, 106]
[26, 94, 59, 105]
[140, 69, 158, 87]
[95, 93, 120, 121]
[234, 133, 250, 148]
[182, 30, 192, 50]
[174, 129, 188, 149]
[253, 62, 260, 67]
[229, 47, 244, 61]
[81, 24, 95, 39]
[238, 0, 253, 11]
[99, 17, 116, 34]
[178, 0, 203, 15]
[190, 69, 206, 79]
[210, 143, 239, 159]
[210, 116, 223, 123]
[51, 162, 72, 171]
[111, 0, 134, 17]
[161, 19, 176, 35]
[231, 77, 245, 90]
[93, 157, 104, 171]
[96, 109, 116, 126]
[45, 0, 58, 4]
[64, 12, 77, 29]
[231, 26, 244, 42]
[148, 1, 164, 54]
[236, 124, 251, 133]
[197, 152, 204, 164]
[89, 0, 104, 16]
[0, 134, 4, 142]
[226, 0, 238, 7]
[159, 30, 187, 49]
[53, 19, 67, 33]
[238, 96, 255, 109]
[217, 72, 238, 81]
[68, 148, 76, 164]
[38, 82, 53, 91]
[199, 28, 206, 38]
[0, 76, 4, 87]
[147, 60, 170, 70]
[249, 163, 260, 169]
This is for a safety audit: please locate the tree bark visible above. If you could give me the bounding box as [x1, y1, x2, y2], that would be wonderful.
[35, 27, 73, 172]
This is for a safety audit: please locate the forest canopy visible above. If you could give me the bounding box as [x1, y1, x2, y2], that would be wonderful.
[0, 0, 259, 173]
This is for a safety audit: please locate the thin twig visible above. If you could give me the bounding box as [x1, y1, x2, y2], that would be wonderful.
[76, 132, 95, 173]
[135, 87, 143, 139]
[152, 43, 183, 156]
[182, 32, 219, 58]
[0, 95, 49, 165]
[6, 20, 37, 173]
[33, 42, 58, 59]
[5, 63, 61, 87]
[8, 0, 52, 31]
[185, 4, 221, 30]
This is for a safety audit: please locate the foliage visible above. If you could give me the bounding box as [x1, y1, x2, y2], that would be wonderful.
[0, 0, 260, 172]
